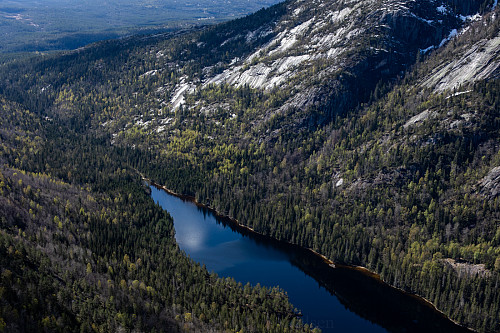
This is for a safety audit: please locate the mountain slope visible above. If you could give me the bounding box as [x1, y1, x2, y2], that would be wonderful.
[160, 0, 485, 130]
[0, 104, 313, 332]
[0, 0, 499, 332]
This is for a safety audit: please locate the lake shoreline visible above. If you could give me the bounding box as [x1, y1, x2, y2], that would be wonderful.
[146, 178, 474, 333]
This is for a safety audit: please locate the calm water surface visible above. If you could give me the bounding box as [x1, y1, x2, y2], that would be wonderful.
[151, 185, 471, 333]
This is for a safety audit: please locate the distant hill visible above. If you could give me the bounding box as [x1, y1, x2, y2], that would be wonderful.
[0, 0, 282, 55]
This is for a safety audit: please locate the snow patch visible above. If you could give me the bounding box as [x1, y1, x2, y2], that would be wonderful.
[439, 29, 458, 47]
[459, 13, 481, 22]
[409, 12, 434, 24]
[420, 45, 435, 54]
[445, 90, 472, 99]
[436, 5, 447, 14]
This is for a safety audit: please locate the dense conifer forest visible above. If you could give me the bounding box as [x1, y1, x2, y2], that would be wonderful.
[0, 100, 314, 331]
[0, 0, 499, 331]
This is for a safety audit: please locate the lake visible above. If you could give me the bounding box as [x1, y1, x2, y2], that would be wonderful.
[150, 184, 471, 333]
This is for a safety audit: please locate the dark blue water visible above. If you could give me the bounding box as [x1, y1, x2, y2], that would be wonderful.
[151, 185, 472, 333]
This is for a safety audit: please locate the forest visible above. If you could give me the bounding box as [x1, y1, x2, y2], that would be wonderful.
[0, 97, 316, 331]
[0, 0, 499, 331]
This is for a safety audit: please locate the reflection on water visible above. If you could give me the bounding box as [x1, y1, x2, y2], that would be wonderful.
[151, 185, 471, 333]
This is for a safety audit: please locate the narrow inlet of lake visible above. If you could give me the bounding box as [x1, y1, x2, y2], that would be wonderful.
[150, 185, 471, 333]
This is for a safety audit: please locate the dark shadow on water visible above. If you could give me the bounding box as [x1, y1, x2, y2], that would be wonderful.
[151, 184, 472, 333]
[216, 215, 470, 333]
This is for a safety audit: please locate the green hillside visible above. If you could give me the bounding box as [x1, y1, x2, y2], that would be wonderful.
[0, 0, 499, 331]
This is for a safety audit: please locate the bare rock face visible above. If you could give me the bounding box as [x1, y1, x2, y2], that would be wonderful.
[382, 2, 459, 48]
[480, 166, 500, 198]
[443, 258, 491, 278]
[119, 0, 498, 140]
[422, 9, 500, 92]
[179, 0, 487, 129]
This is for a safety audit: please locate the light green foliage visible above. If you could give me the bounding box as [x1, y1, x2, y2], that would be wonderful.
[0, 2, 498, 331]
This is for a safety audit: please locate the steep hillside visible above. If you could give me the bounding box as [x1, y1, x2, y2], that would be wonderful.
[77, 0, 493, 148]
[0, 98, 310, 332]
[0, 0, 499, 331]
[113, 0, 485, 134]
